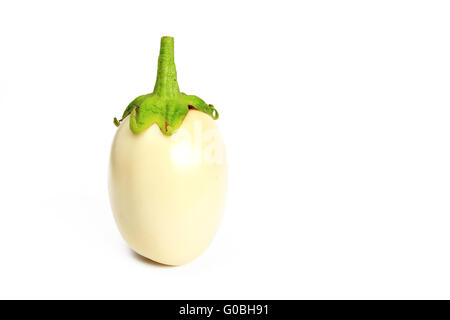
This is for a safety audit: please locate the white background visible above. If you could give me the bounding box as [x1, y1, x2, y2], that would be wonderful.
[1, 0, 450, 299]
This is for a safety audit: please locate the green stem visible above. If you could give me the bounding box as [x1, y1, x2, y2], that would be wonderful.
[153, 36, 180, 98]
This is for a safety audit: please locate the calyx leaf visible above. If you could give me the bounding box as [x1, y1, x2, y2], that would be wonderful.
[114, 36, 218, 135]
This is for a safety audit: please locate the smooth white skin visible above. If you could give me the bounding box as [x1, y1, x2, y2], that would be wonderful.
[109, 110, 227, 265]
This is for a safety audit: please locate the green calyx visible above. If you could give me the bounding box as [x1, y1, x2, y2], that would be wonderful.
[114, 36, 218, 135]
